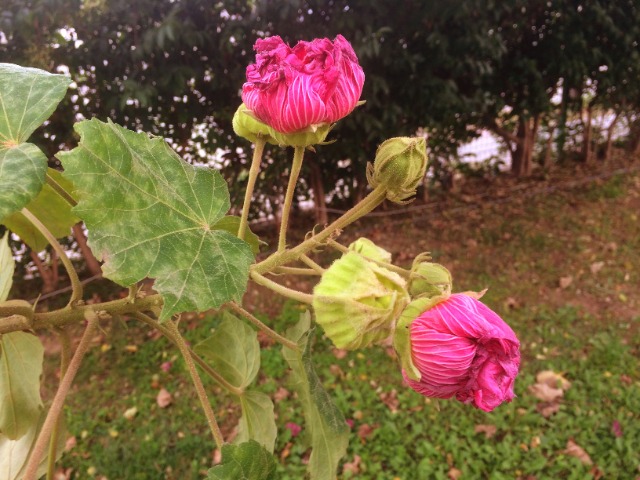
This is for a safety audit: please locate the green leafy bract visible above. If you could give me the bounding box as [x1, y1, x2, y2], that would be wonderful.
[283, 313, 350, 480]
[3, 169, 79, 251]
[212, 216, 263, 255]
[207, 440, 276, 480]
[237, 390, 277, 453]
[0, 332, 44, 439]
[194, 312, 260, 390]
[0, 64, 70, 222]
[57, 119, 254, 319]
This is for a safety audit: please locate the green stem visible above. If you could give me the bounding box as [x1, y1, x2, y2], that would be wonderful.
[273, 266, 321, 276]
[254, 185, 388, 275]
[300, 254, 325, 273]
[132, 312, 243, 397]
[278, 146, 305, 252]
[250, 271, 313, 305]
[21, 208, 83, 307]
[164, 319, 225, 448]
[46, 329, 72, 480]
[327, 239, 411, 278]
[46, 172, 77, 207]
[0, 294, 164, 335]
[23, 311, 99, 480]
[238, 137, 266, 241]
[227, 302, 300, 351]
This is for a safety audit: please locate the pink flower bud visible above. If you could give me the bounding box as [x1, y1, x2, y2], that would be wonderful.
[403, 293, 520, 412]
[242, 35, 364, 134]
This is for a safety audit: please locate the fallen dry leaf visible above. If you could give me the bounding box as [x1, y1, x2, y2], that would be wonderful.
[357, 423, 378, 442]
[123, 406, 138, 420]
[342, 455, 362, 475]
[529, 383, 564, 403]
[332, 348, 348, 359]
[537, 402, 561, 418]
[378, 389, 399, 413]
[156, 388, 173, 408]
[559, 276, 573, 289]
[64, 436, 77, 452]
[536, 370, 571, 391]
[273, 386, 290, 402]
[474, 424, 497, 439]
[448, 467, 463, 480]
[590, 261, 605, 275]
[564, 439, 593, 465]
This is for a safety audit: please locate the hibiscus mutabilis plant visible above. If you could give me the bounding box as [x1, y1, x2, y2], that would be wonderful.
[0, 34, 520, 480]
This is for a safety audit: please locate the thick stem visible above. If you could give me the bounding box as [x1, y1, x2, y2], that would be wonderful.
[273, 266, 321, 276]
[300, 254, 325, 273]
[0, 294, 163, 335]
[278, 146, 305, 252]
[227, 302, 300, 351]
[23, 311, 99, 480]
[46, 329, 72, 480]
[250, 271, 313, 304]
[254, 185, 388, 275]
[22, 208, 83, 306]
[164, 320, 225, 448]
[238, 137, 266, 241]
[131, 312, 243, 396]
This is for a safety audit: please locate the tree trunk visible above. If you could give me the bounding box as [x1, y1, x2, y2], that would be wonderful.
[627, 118, 640, 155]
[542, 124, 555, 169]
[581, 103, 593, 163]
[73, 223, 102, 277]
[510, 117, 537, 177]
[604, 111, 622, 163]
[30, 250, 57, 294]
[308, 161, 328, 225]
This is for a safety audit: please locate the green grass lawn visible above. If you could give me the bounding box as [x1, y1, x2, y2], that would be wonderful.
[52, 164, 640, 479]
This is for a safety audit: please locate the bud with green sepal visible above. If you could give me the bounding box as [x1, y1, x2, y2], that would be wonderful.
[232, 103, 277, 144]
[268, 123, 333, 148]
[313, 252, 410, 350]
[408, 253, 453, 298]
[348, 237, 392, 263]
[366, 137, 428, 204]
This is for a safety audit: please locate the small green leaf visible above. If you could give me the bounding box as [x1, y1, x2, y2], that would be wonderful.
[0, 232, 13, 302]
[207, 440, 276, 480]
[237, 390, 277, 453]
[193, 312, 260, 390]
[0, 332, 44, 439]
[57, 119, 254, 319]
[0, 64, 71, 221]
[282, 312, 350, 480]
[3, 169, 79, 251]
[212, 216, 263, 254]
[0, 411, 66, 480]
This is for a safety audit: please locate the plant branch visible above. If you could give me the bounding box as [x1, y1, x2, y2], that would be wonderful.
[131, 312, 243, 397]
[278, 146, 305, 252]
[227, 302, 300, 351]
[23, 311, 99, 480]
[273, 266, 321, 276]
[253, 184, 388, 275]
[46, 328, 72, 480]
[238, 137, 266, 241]
[250, 271, 313, 304]
[0, 294, 163, 335]
[164, 319, 225, 448]
[300, 254, 325, 273]
[22, 208, 83, 306]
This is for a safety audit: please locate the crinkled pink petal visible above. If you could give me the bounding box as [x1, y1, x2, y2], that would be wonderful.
[406, 294, 520, 411]
[242, 35, 364, 133]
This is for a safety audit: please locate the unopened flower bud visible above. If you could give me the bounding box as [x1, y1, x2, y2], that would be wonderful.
[348, 237, 392, 263]
[232, 103, 277, 144]
[366, 137, 428, 204]
[408, 255, 452, 298]
[313, 252, 410, 350]
[267, 123, 332, 148]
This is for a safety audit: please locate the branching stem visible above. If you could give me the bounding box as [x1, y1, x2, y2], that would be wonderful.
[250, 270, 313, 305]
[278, 146, 305, 252]
[227, 302, 300, 351]
[238, 137, 266, 241]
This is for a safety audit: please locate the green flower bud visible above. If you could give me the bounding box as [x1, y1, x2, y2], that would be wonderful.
[408, 254, 453, 298]
[313, 252, 410, 350]
[366, 137, 428, 204]
[348, 237, 392, 263]
[267, 123, 332, 148]
[232, 103, 277, 144]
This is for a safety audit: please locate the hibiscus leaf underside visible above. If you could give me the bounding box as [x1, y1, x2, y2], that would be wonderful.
[58, 119, 254, 319]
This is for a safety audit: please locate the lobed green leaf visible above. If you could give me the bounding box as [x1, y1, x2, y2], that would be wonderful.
[237, 390, 277, 453]
[0, 64, 70, 222]
[0, 332, 44, 440]
[194, 312, 260, 390]
[57, 119, 254, 319]
[207, 440, 276, 480]
[282, 312, 350, 480]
